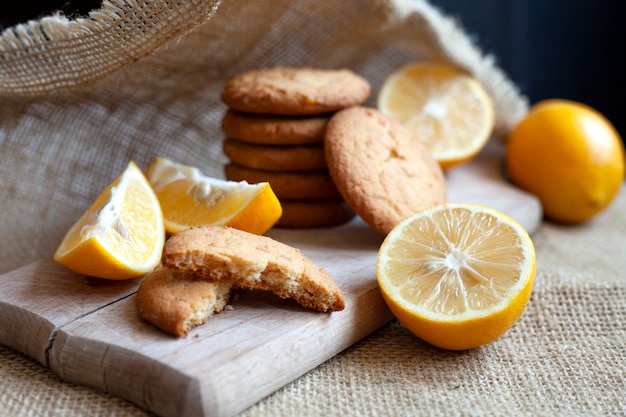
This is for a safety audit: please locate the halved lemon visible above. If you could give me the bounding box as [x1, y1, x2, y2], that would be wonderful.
[53, 161, 165, 280]
[145, 157, 282, 235]
[377, 62, 495, 169]
[376, 203, 535, 350]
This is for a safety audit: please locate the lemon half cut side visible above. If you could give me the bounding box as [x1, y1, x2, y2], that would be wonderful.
[376, 203, 536, 350]
[378, 62, 495, 170]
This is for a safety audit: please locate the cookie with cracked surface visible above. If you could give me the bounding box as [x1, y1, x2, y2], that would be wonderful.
[223, 138, 327, 172]
[221, 110, 329, 145]
[221, 67, 370, 115]
[136, 265, 233, 337]
[161, 226, 345, 313]
[324, 106, 446, 235]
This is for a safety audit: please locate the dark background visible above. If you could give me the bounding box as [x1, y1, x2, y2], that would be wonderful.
[0, 0, 101, 28]
[1, 1, 625, 141]
[431, 0, 626, 141]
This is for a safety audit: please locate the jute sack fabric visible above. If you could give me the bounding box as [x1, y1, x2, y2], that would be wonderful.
[1, 189, 625, 417]
[0, 0, 527, 274]
[1, 1, 625, 417]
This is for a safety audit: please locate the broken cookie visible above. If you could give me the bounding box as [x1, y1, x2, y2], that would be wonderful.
[162, 226, 345, 313]
[136, 265, 233, 337]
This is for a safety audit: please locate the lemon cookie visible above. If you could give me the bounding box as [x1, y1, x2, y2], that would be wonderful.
[221, 67, 370, 115]
[223, 138, 327, 172]
[324, 106, 446, 235]
[136, 265, 233, 337]
[224, 163, 341, 200]
[162, 226, 345, 312]
[221, 110, 329, 145]
[276, 198, 355, 228]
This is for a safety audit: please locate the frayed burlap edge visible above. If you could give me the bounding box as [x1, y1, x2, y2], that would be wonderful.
[0, 0, 528, 138]
[0, 0, 222, 96]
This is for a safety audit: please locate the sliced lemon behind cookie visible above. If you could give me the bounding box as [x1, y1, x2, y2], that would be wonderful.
[378, 62, 495, 169]
[145, 157, 282, 235]
[376, 203, 535, 350]
[53, 161, 165, 280]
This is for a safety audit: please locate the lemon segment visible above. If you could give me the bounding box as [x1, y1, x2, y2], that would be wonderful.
[145, 157, 282, 235]
[376, 203, 536, 350]
[53, 161, 165, 280]
[377, 62, 495, 170]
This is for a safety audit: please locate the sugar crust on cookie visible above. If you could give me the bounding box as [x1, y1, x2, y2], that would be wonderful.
[161, 226, 345, 313]
[221, 67, 370, 115]
[324, 106, 446, 235]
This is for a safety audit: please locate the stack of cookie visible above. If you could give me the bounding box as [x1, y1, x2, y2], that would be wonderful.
[220, 67, 371, 228]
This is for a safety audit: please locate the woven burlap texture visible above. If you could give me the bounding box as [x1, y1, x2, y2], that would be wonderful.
[2, 1, 623, 416]
[0, 0, 527, 274]
[1, 189, 625, 417]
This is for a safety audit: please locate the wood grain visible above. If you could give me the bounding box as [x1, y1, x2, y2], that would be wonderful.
[33, 219, 390, 417]
[0, 143, 542, 417]
[0, 260, 140, 365]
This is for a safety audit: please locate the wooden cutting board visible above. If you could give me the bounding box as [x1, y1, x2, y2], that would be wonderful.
[0, 141, 541, 417]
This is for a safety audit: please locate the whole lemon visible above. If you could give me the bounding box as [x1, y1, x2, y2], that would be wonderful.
[506, 99, 625, 223]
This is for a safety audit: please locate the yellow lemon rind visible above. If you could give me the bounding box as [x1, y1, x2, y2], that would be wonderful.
[376, 203, 536, 351]
[53, 161, 165, 280]
[379, 263, 535, 351]
[54, 235, 161, 280]
[225, 183, 283, 235]
[147, 157, 282, 235]
[507, 99, 625, 223]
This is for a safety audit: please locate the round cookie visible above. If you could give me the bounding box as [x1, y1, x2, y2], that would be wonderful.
[276, 199, 356, 229]
[221, 67, 371, 115]
[324, 106, 446, 235]
[221, 110, 329, 145]
[223, 138, 327, 172]
[225, 163, 341, 200]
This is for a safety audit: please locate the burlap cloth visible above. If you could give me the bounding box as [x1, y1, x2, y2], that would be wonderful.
[0, 0, 624, 416]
